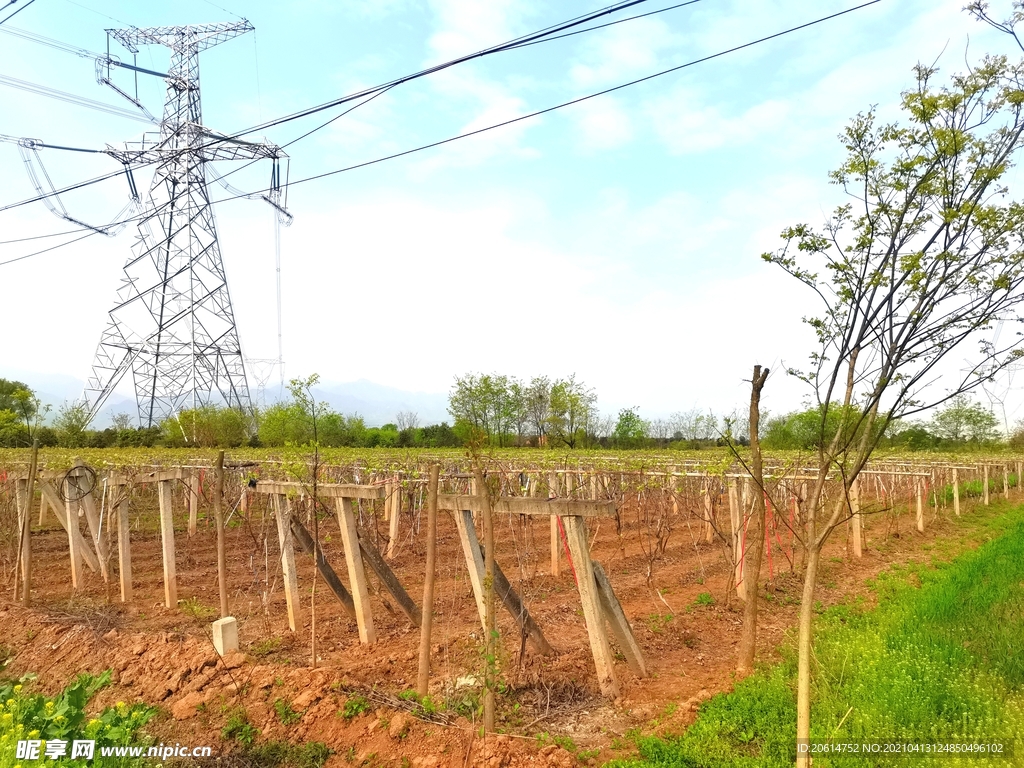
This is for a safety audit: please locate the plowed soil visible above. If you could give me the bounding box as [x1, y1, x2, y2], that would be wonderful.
[0, 484, 997, 767]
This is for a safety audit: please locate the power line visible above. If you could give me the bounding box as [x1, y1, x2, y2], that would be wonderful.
[209, 0, 887, 203]
[0, 0, 37, 26]
[0, 0, 665, 212]
[0, 225, 98, 244]
[219, 0, 659, 143]
[0, 72, 158, 122]
[208, 0, 706, 190]
[0, 0, 884, 268]
[0, 228, 99, 266]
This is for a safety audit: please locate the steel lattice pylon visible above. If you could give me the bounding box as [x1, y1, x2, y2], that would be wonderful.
[83, 21, 286, 427]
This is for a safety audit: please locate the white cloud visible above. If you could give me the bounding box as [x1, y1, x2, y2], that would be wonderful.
[568, 16, 680, 89]
[425, 0, 534, 62]
[570, 96, 633, 151]
[646, 86, 791, 154]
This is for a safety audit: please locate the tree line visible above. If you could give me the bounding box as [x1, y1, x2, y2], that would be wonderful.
[0, 376, 1016, 451]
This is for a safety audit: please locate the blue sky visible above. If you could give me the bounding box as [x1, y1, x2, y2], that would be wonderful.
[1, 0, 1020, 427]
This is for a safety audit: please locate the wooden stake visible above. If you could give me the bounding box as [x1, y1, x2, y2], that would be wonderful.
[953, 467, 960, 516]
[357, 531, 420, 626]
[703, 486, 714, 543]
[1004, 465, 1010, 500]
[668, 466, 678, 516]
[64, 478, 83, 589]
[290, 516, 355, 616]
[592, 561, 646, 677]
[983, 464, 990, 506]
[38, 485, 48, 526]
[915, 478, 924, 533]
[549, 471, 560, 577]
[336, 497, 376, 644]
[74, 462, 109, 584]
[188, 473, 200, 536]
[417, 465, 440, 696]
[38, 481, 98, 575]
[386, 475, 401, 559]
[19, 439, 38, 606]
[453, 507, 487, 631]
[116, 497, 132, 602]
[214, 451, 228, 617]
[157, 479, 178, 608]
[562, 514, 619, 699]
[851, 479, 862, 558]
[474, 461, 496, 735]
[273, 494, 301, 632]
[728, 479, 744, 600]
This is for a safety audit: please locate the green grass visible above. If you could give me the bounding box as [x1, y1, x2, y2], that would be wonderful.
[607, 503, 1024, 767]
[933, 472, 1018, 505]
[237, 740, 331, 768]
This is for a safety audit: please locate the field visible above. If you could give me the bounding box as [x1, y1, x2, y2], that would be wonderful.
[0, 447, 1021, 766]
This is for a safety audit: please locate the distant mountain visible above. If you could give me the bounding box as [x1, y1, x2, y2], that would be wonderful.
[0, 366, 449, 428]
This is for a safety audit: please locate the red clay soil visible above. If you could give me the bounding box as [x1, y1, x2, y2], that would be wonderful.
[0, 488, 1003, 767]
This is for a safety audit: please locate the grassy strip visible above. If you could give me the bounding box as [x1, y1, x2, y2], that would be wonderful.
[608, 504, 1024, 767]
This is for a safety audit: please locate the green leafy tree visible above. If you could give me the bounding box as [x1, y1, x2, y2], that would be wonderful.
[762, 49, 1024, 762]
[612, 407, 649, 448]
[929, 394, 1000, 442]
[0, 379, 47, 444]
[53, 401, 91, 448]
[547, 374, 596, 449]
[448, 373, 524, 446]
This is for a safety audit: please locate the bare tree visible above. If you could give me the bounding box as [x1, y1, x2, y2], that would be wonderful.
[762, 52, 1024, 764]
[395, 410, 419, 431]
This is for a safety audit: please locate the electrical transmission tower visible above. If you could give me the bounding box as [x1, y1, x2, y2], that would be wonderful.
[82, 21, 290, 428]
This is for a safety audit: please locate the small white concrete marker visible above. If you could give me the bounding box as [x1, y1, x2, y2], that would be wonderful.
[212, 616, 238, 656]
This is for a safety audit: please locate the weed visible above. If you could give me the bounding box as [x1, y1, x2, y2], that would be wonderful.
[251, 636, 283, 657]
[274, 697, 303, 725]
[341, 694, 370, 720]
[222, 708, 259, 746]
[179, 596, 216, 621]
[645, 613, 674, 633]
[693, 592, 715, 606]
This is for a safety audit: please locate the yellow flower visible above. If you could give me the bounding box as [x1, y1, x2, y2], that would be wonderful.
[12, 685, 22, 694]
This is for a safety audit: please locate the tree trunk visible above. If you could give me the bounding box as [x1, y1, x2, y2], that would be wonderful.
[737, 365, 769, 676]
[795, 544, 820, 768]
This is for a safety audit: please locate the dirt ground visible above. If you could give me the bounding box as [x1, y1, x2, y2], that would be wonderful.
[0, 482, 1003, 767]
